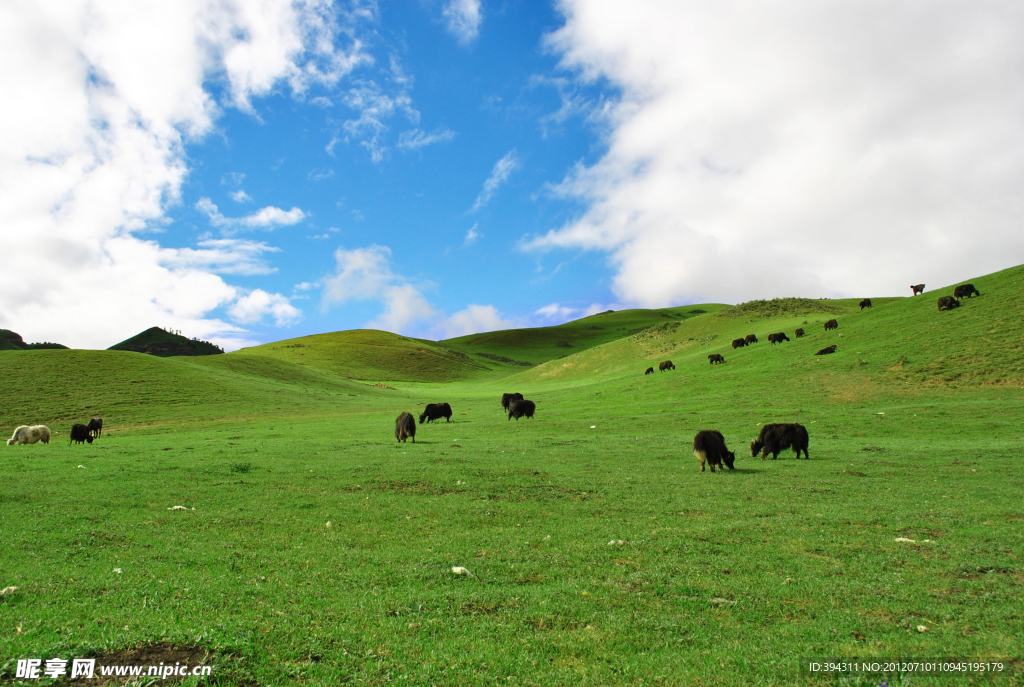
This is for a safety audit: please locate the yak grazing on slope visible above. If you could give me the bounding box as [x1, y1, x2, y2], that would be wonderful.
[693, 430, 735, 472]
[954, 284, 980, 300]
[815, 345, 837, 356]
[395, 412, 416, 443]
[750, 423, 809, 460]
[859, 299, 872, 310]
[70, 424, 93, 445]
[744, 334, 758, 345]
[937, 296, 960, 311]
[419, 403, 453, 424]
[708, 354, 725, 364]
[731, 338, 746, 349]
[824, 319, 839, 331]
[644, 367, 654, 375]
[659, 360, 675, 372]
[508, 399, 536, 421]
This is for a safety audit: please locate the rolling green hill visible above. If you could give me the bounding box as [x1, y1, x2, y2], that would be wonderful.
[109, 326, 224, 357]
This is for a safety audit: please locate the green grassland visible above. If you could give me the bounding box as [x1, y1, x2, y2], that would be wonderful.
[1, 267, 1022, 685]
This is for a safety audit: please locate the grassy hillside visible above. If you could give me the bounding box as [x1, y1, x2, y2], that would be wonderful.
[232, 329, 493, 383]
[1, 267, 1021, 685]
[441, 304, 728, 366]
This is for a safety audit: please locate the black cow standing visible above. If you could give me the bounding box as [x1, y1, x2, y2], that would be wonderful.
[954, 284, 980, 300]
[87, 417, 103, 439]
[750, 423, 809, 460]
[744, 334, 758, 345]
[644, 367, 654, 375]
[395, 412, 416, 443]
[731, 338, 746, 349]
[937, 296, 960, 311]
[508, 399, 536, 421]
[708, 354, 725, 364]
[824, 319, 838, 331]
[859, 299, 872, 310]
[768, 333, 790, 344]
[659, 360, 675, 372]
[794, 328, 805, 338]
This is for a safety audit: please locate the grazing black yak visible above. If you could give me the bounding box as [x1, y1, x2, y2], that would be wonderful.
[708, 354, 725, 364]
[794, 328, 805, 338]
[911, 284, 925, 295]
[768, 332, 790, 344]
[937, 296, 959, 311]
[750, 423, 809, 460]
[501, 393, 524, 412]
[693, 430, 735, 472]
[70, 424, 93, 445]
[859, 299, 872, 310]
[508, 399, 536, 421]
[824, 319, 838, 331]
[419, 402, 453, 424]
[815, 345, 837, 355]
[731, 338, 746, 349]
[87, 417, 103, 439]
[954, 284, 980, 300]
[659, 360, 675, 372]
[744, 334, 758, 344]
[644, 367, 654, 375]
[395, 412, 416, 443]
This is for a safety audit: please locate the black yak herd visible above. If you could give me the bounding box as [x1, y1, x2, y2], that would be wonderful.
[394, 392, 539, 443]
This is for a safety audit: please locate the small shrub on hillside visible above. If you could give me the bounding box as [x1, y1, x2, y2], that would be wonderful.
[717, 297, 846, 318]
[230, 462, 254, 474]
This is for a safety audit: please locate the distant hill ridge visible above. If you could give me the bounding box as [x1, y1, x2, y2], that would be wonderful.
[108, 327, 224, 357]
[0, 329, 69, 351]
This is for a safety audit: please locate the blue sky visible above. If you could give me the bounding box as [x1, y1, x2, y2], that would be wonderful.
[3, 0, 1023, 350]
[171, 0, 614, 344]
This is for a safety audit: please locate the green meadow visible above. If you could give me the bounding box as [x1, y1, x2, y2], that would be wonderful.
[1, 266, 1023, 686]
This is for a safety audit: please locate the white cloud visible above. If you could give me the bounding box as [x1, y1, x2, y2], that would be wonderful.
[367, 284, 438, 333]
[434, 304, 514, 339]
[308, 168, 334, 181]
[229, 189, 253, 203]
[530, 0, 1024, 304]
[397, 127, 456, 151]
[472, 150, 520, 211]
[196, 197, 306, 232]
[321, 244, 516, 337]
[464, 223, 479, 244]
[228, 289, 302, 326]
[0, 0, 367, 349]
[442, 0, 482, 45]
[164, 238, 281, 275]
[322, 244, 398, 305]
[334, 80, 419, 162]
[535, 302, 578, 320]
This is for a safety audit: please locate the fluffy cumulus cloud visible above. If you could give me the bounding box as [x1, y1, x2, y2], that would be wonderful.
[229, 289, 302, 326]
[322, 244, 514, 338]
[442, 0, 482, 45]
[433, 305, 515, 339]
[529, 0, 1024, 305]
[0, 1, 364, 349]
